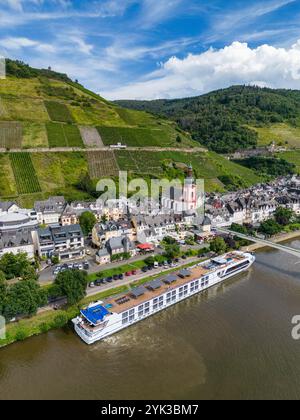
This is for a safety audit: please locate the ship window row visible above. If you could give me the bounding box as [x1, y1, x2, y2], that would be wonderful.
[121, 280, 206, 321]
[225, 261, 249, 275]
[190, 280, 199, 292]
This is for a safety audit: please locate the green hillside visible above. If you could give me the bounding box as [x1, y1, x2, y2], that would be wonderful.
[0, 149, 265, 207]
[0, 60, 195, 150]
[0, 61, 268, 205]
[115, 85, 300, 153]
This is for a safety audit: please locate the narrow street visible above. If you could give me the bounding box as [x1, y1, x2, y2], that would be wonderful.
[37, 254, 203, 314]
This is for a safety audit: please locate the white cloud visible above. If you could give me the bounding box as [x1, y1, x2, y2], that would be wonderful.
[138, 0, 184, 28]
[102, 40, 300, 100]
[0, 36, 56, 53]
[0, 0, 42, 12]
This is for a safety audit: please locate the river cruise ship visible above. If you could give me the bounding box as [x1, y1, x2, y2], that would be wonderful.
[73, 251, 255, 344]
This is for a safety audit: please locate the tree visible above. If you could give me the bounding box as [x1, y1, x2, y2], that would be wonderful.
[101, 214, 108, 223]
[3, 280, 47, 320]
[210, 237, 227, 255]
[231, 223, 249, 235]
[0, 253, 33, 280]
[0, 271, 7, 314]
[163, 236, 177, 245]
[144, 256, 155, 267]
[176, 135, 182, 143]
[51, 255, 60, 265]
[164, 244, 180, 260]
[259, 219, 282, 237]
[274, 207, 294, 226]
[21, 265, 38, 282]
[54, 270, 88, 306]
[79, 211, 97, 236]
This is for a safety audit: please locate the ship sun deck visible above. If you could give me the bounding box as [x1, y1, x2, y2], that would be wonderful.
[101, 252, 245, 314]
[75, 251, 254, 344]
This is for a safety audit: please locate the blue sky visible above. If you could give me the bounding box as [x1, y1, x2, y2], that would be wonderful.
[0, 0, 300, 99]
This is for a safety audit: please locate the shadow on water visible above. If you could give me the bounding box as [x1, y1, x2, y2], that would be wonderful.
[256, 259, 300, 278]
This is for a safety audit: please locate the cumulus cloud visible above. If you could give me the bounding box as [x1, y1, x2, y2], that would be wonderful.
[103, 40, 300, 100]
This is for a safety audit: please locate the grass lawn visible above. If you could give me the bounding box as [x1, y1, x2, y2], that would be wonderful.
[88, 260, 147, 282]
[0, 154, 17, 197]
[2, 97, 49, 122]
[277, 150, 300, 173]
[251, 123, 300, 148]
[0, 77, 42, 97]
[22, 122, 49, 148]
[70, 102, 124, 126]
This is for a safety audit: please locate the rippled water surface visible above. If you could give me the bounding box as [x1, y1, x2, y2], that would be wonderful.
[1, 241, 300, 400]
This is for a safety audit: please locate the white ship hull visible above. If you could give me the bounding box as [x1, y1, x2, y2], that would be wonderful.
[73, 252, 255, 345]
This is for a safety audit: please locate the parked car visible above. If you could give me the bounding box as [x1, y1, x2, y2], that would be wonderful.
[118, 274, 124, 280]
[83, 262, 90, 270]
[106, 277, 113, 283]
[78, 264, 83, 270]
[113, 275, 119, 281]
[89, 282, 95, 288]
[125, 272, 132, 277]
[131, 270, 137, 275]
[67, 263, 73, 270]
[154, 262, 159, 269]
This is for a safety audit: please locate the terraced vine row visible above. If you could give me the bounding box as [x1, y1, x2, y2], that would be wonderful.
[87, 151, 119, 178]
[9, 153, 41, 194]
[0, 122, 22, 149]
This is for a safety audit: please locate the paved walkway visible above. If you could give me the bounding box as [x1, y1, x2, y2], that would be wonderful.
[0, 146, 207, 153]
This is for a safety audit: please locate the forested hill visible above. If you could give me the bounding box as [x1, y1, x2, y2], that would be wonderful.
[115, 86, 300, 153]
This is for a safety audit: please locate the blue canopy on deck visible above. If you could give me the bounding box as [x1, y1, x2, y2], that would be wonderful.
[81, 305, 110, 325]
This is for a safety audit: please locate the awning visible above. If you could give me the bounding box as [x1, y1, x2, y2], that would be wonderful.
[81, 305, 110, 325]
[137, 243, 154, 250]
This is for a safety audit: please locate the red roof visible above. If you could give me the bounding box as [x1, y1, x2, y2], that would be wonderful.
[137, 243, 154, 250]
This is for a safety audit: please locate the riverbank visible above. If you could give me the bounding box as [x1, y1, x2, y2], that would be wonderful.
[0, 259, 201, 349]
[241, 230, 300, 252]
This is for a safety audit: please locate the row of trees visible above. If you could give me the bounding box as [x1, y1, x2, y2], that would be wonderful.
[0, 252, 88, 322]
[234, 157, 296, 177]
[231, 207, 297, 238]
[6, 59, 72, 83]
[259, 207, 296, 237]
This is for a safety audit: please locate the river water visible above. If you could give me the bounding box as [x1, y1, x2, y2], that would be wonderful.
[1, 241, 300, 400]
